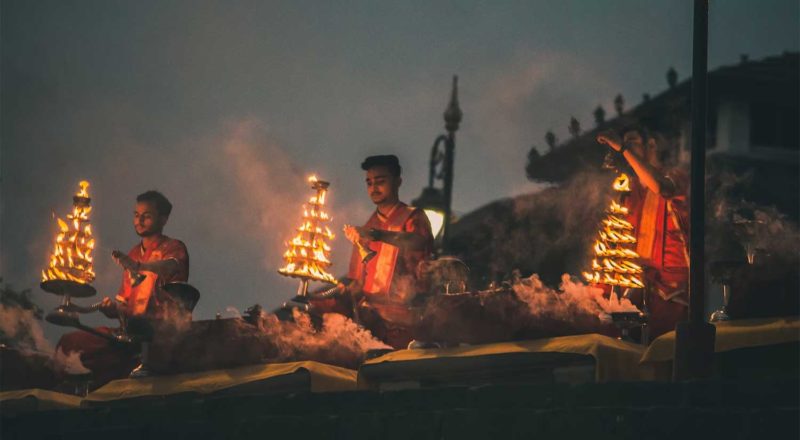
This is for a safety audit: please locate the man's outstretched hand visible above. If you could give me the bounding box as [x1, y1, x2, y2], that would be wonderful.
[597, 130, 622, 152]
[343, 225, 373, 245]
[343, 225, 359, 244]
[98, 296, 118, 319]
[111, 250, 138, 272]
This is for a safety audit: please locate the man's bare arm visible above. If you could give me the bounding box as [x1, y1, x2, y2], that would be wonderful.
[112, 251, 179, 278]
[367, 228, 428, 251]
[138, 259, 179, 277]
[347, 226, 428, 252]
[597, 134, 676, 198]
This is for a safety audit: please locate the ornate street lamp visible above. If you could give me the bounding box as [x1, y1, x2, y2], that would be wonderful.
[412, 75, 462, 253]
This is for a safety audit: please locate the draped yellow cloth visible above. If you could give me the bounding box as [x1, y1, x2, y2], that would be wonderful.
[641, 316, 800, 363]
[86, 361, 357, 402]
[0, 389, 83, 411]
[362, 333, 657, 382]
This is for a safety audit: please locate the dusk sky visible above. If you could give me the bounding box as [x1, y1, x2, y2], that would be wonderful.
[2, 0, 797, 337]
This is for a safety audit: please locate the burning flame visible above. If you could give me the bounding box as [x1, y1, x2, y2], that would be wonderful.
[583, 172, 644, 290]
[278, 175, 338, 284]
[608, 200, 629, 215]
[42, 181, 96, 284]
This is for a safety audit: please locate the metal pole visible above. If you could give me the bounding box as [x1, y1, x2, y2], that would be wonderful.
[442, 133, 455, 249]
[441, 76, 462, 250]
[689, 0, 709, 325]
[673, 0, 716, 381]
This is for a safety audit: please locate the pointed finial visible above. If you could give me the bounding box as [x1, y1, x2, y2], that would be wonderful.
[444, 75, 462, 133]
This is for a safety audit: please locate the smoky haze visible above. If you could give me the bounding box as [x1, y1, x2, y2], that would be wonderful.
[1, 0, 797, 342]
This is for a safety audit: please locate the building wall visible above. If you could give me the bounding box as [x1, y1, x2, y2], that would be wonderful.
[714, 98, 751, 155]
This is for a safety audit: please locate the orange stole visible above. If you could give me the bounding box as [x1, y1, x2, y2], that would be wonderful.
[636, 190, 661, 260]
[115, 270, 158, 316]
[362, 205, 416, 296]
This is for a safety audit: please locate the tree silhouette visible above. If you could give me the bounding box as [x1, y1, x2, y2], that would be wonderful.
[568, 117, 581, 138]
[593, 105, 606, 126]
[614, 94, 624, 116]
[544, 131, 558, 151]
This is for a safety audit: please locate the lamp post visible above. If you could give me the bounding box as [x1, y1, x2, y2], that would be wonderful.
[412, 76, 462, 253]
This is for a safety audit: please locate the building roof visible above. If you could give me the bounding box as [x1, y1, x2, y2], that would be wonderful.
[526, 52, 799, 184]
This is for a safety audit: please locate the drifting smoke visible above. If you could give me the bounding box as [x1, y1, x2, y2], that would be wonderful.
[251, 310, 390, 368]
[708, 169, 800, 261]
[733, 207, 800, 259]
[52, 347, 90, 375]
[419, 257, 471, 294]
[219, 120, 371, 305]
[514, 273, 638, 320]
[449, 169, 616, 288]
[222, 306, 243, 319]
[222, 120, 305, 265]
[149, 307, 389, 372]
[415, 272, 637, 345]
[721, 202, 799, 261]
[0, 304, 53, 354]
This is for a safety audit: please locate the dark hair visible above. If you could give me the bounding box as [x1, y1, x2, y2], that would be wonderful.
[623, 127, 675, 165]
[136, 190, 173, 217]
[361, 155, 402, 177]
[622, 127, 651, 142]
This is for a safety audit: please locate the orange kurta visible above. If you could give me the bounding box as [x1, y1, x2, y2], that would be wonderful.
[625, 169, 690, 337]
[115, 235, 189, 316]
[346, 203, 433, 348]
[347, 203, 433, 300]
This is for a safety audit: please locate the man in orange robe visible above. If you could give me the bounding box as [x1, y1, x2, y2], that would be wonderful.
[598, 130, 690, 338]
[340, 155, 434, 349]
[56, 190, 189, 386]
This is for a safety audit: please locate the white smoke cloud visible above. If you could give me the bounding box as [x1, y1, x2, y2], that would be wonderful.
[222, 119, 305, 258]
[52, 347, 90, 375]
[416, 270, 639, 344]
[241, 309, 389, 369]
[513, 273, 639, 322]
[0, 304, 53, 354]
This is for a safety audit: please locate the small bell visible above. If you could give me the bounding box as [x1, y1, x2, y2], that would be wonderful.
[130, 271, 146, 287]
[356, 241, 377, 263]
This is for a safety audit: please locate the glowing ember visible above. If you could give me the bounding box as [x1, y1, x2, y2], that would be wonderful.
[583, 173, 644, 290]
[42, 181, 96, 284]
[278, 175, 338, 285]
[612, 173, 631, 192]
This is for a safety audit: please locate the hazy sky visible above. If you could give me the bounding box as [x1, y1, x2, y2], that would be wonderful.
[2, 0, 798, 335]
